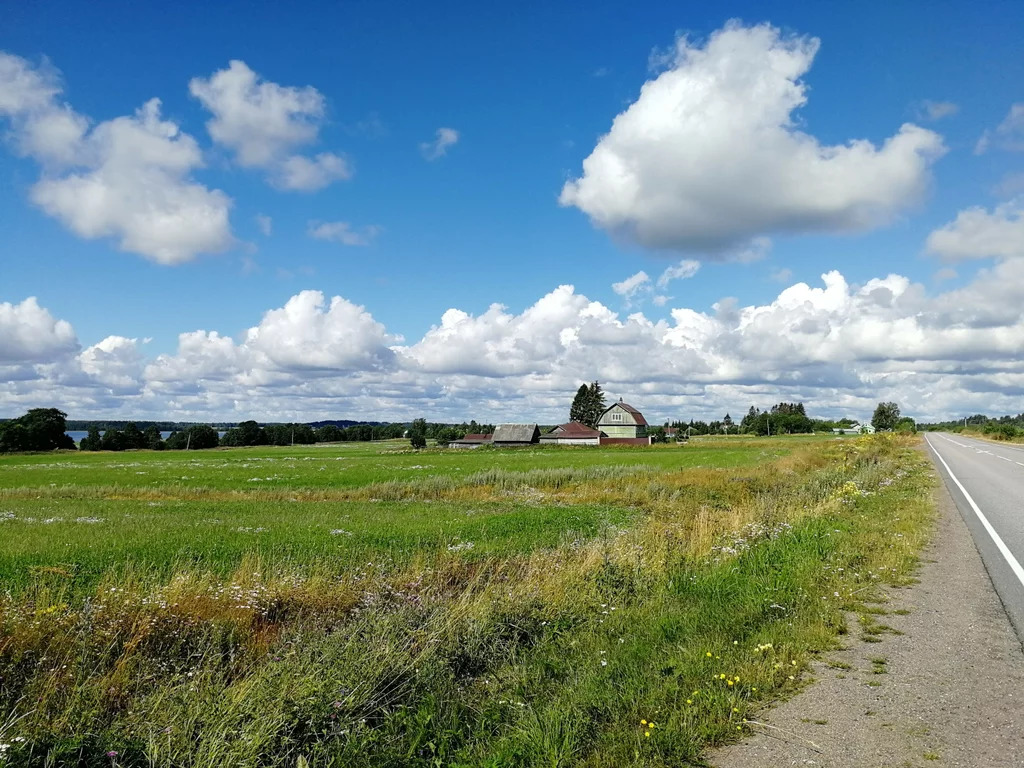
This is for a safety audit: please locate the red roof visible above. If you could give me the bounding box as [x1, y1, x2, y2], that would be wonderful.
[547, 421, 601, 438]
[601, 401, 648, 426]
[459, 433, 492, 442]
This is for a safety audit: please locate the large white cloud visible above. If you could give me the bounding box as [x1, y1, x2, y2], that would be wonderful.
[559, 22, 945, 254]
[5, 250, 1024, 423]
[926, 199, 1024, 262]
[189, 60, 351, 191]
[0, 297, 78, 363]
[0, 52, 233, 265]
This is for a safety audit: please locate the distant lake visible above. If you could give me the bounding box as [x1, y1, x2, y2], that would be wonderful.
[66, 430, 225, 443]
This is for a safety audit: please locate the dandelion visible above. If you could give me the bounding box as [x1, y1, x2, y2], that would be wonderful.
[706, 651, 712, 657]
[686, 699, 693, 705]
[641, 720, 647, 726]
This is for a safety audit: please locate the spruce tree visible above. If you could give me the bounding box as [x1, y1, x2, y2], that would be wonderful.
[569, 384, 590, 424]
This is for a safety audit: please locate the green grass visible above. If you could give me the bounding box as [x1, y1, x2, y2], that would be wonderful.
[0, 435, 934, 767]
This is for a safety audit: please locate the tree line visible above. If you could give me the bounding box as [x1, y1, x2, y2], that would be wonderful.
[0, 408, 498, 454]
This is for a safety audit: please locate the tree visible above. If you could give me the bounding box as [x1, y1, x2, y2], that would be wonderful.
[315, 424, 344, 443]
[100, 428, 126, 451]
[871, 402, 901, 432]
[80, 426, 103, 451]
[122, 422, 146, 449]
[648, 426, 668, 444]
[569, 384, 590, 424]
[143, 425, 165, 450]
[0, 408, 75, 452]
[722, 414, 734, 433]
[166, 425, 219, 450]
[410, 431, 427, 449]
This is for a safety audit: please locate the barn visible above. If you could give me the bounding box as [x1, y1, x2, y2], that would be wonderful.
[490, 424, 540, 447]
[539, 421, 601, 446]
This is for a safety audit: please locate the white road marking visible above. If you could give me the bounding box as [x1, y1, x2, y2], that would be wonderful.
[926, 435, 1024, 592]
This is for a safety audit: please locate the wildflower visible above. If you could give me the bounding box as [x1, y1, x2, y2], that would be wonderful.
[732, 708, 739, 713]
[719, 674, 726, 679]
[641, 720, 647, 726]
[686, 699, 693, 705]
[601, 660, 607, 667]
[706, 651, 712, 657]
[727, 680, 734, 686]
[107, 752, 119, 758]
[644, 732, 651, 738]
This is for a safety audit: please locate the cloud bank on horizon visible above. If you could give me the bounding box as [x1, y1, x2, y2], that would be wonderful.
[2, 18, 1024, 424]
[4, 253, 1024, 424]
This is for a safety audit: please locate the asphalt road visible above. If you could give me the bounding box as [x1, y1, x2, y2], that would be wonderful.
[924, 432, 1024, 642]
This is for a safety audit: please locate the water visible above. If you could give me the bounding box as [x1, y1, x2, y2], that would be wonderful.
[66, 430, 224, 443]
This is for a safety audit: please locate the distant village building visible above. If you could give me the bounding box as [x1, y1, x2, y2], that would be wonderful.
[597, 400, 652, 445]
[449, 433, 492, 449]
[490, 424, 540, 447]
[833, 423, 875, 435]
[540, 421, 601, 446]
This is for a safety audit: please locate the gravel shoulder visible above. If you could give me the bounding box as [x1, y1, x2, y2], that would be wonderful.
[711, 451, 1024, 768]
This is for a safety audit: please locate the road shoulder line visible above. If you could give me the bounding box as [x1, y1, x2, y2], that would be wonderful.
[924, 433, 1024, 590]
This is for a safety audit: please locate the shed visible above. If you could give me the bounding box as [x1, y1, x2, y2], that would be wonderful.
[540, 421, 601, 446]
[491, 423, 540, 446]
[449, 433, 492, 449]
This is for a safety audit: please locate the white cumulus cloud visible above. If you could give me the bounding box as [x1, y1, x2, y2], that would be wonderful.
[611, 271, 652, 300]
[189, 60, 351, 191]
[975, 103, 1024, 154]
[559, 21, 945, 255]
[0, 52, 234, 265]
[308, 221, 382, 246]
[420, 127, 459, 160]
[926, 199, 1024, 261]
[0, 297, 79, 363]
[657, 259, 701, 288]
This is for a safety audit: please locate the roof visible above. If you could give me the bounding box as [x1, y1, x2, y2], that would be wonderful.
[461, 433, 491, 441]
[491, 423, 540, 443]
[545, 421, 601, 438]
[599, 400, 648, 426]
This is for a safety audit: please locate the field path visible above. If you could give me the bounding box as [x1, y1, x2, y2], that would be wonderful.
[711, 449, 1024, 768]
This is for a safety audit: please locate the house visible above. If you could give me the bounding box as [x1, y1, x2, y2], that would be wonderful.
[540, 421, 601, 446]
[833, 423, 875, 435]
[598, 399, 652, 445]
[449, 433, 492, 449]
[490, 423, 540, 447]
[598, 399, 649, 438]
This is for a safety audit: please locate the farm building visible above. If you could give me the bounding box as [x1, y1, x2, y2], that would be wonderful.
[490, 424, 540, 447]
[449, 433, 492, 448]
[598, 400, 648, 439]
[833, 423, 875, 435]
[540, 421, 601, 446]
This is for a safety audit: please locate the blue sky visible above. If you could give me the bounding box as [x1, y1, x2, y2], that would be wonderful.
[2, 1, 1024, 424]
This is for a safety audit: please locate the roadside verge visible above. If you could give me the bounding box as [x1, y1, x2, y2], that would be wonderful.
[711, 451, 1024, 768]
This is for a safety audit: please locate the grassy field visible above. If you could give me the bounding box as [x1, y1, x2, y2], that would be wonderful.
[0, 435, 934, 767]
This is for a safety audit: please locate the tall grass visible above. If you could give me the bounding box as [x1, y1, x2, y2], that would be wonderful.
[0, 435, 932, 767]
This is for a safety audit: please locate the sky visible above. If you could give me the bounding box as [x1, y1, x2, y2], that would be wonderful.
[2, 0, 1024, 425]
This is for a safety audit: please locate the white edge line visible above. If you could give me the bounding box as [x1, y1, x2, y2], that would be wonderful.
[926, 434, 1024, 590]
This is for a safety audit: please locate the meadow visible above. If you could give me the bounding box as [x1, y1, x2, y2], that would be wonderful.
[0, 436, 933, 767]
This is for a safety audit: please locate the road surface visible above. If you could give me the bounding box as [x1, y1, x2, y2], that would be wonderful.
[924, 431, 1024, 642]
